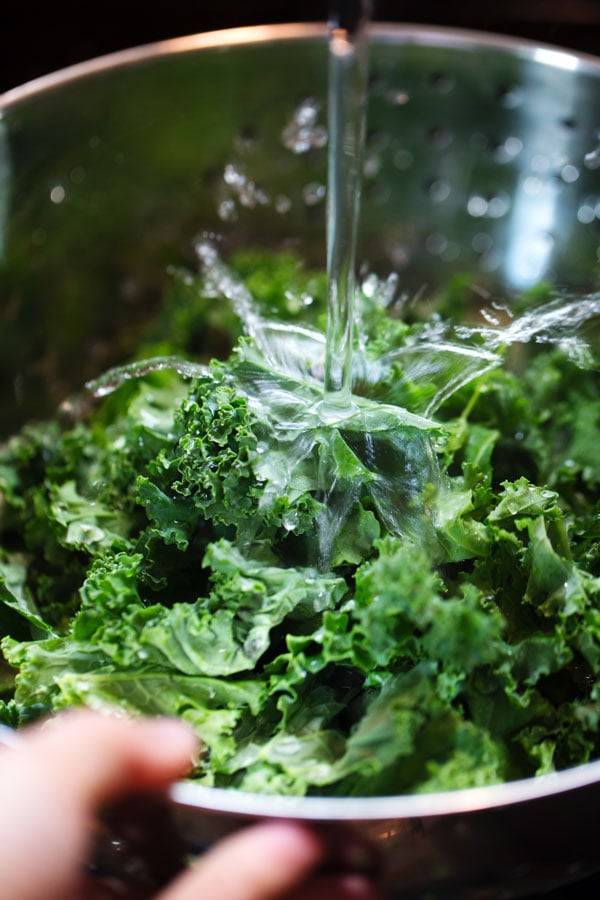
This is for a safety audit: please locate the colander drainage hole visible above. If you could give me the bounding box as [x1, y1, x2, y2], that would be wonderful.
[428, 71, 455, 93]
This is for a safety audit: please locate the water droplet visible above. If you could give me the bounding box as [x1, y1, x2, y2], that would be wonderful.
[523, 176, 544, 196]
[224, 163, 240, 186]
[584, 145, 600, 169]
[561, 164, 580, 183]
[497, 85, 524, 109]
[389, 243, 410, 267]
[222, 163, 270, 208]
[487, 193, 511, 218]
[386, 89, 410, 106]
[218, 199, 238, 222]
[467, 195, 488, 217]
[393, 147, 413, 170]
[275, 194, 291, 214]
[282, 98, 327, 153]
[425, 232, 448, 255]
[302, 182, 326, 206]
[441, 241, 460, 262]
[361, 273, 379, 298]
[577, 203, 595, 224]
[284, 290, 303, 313]
[472, 232, 493, 254]
[50, 184, 66, 204]
[428, 179, 451, 203]
[363, 154, 381, 179]
[495, 136, 523, 163]
[89, 135, 100, 149]
[480, 307, 501, 325]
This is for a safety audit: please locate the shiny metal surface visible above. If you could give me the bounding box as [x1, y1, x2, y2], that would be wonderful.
[171, 782, 600, 899]
[1, 23, 600, 897]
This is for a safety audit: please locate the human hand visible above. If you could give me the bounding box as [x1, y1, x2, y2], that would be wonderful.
[0, 712, 378, 900]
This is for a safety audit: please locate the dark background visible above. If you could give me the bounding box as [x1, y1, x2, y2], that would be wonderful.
[4, 1, 600, 92]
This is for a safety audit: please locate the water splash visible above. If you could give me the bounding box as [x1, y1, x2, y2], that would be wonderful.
[186, 242, 440, 566]
[368, 293, 600, 415]
[455, 294, 600, 368]
[233, 339, 440, 568]
[76, 0, 599, 569]
[192, 242, 440, 566]
[86, 356, 208, 399]
[84, 242, 599, 567]
[222, 163, 270, 209]
[194, 241, 599, 412]
[281, 98, 328, 154]
[378, 340, 501, 416]
[195, 237, 326, 384]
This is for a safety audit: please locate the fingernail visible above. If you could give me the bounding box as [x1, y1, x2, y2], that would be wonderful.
[141, 718, 201, 765]
[250, 822, 325, 866]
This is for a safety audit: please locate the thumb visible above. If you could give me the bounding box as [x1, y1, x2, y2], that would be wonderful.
[0, 711, 197, 900]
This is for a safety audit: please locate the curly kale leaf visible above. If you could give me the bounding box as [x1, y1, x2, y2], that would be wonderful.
[1, 251, 598, 796]
[0, 554, 52, 635]
[141, 540, 346, 676]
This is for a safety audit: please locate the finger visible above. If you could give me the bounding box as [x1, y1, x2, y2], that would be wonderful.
[159, 823, 324, 900]
[23, 710, 198, 806]
[0, 711, 197, 900]
[288, 874, 382, 900]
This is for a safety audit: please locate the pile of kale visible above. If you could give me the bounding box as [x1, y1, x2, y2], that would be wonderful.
[0, 252, 598, 796]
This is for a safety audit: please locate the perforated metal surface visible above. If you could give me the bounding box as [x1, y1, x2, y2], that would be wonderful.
[203, 29, 600, 295]
[1, 26, 600, 437]
[362, 34, 600, 294]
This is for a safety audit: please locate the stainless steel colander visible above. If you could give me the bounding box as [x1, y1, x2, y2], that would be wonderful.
[1, 23, 599, 898]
